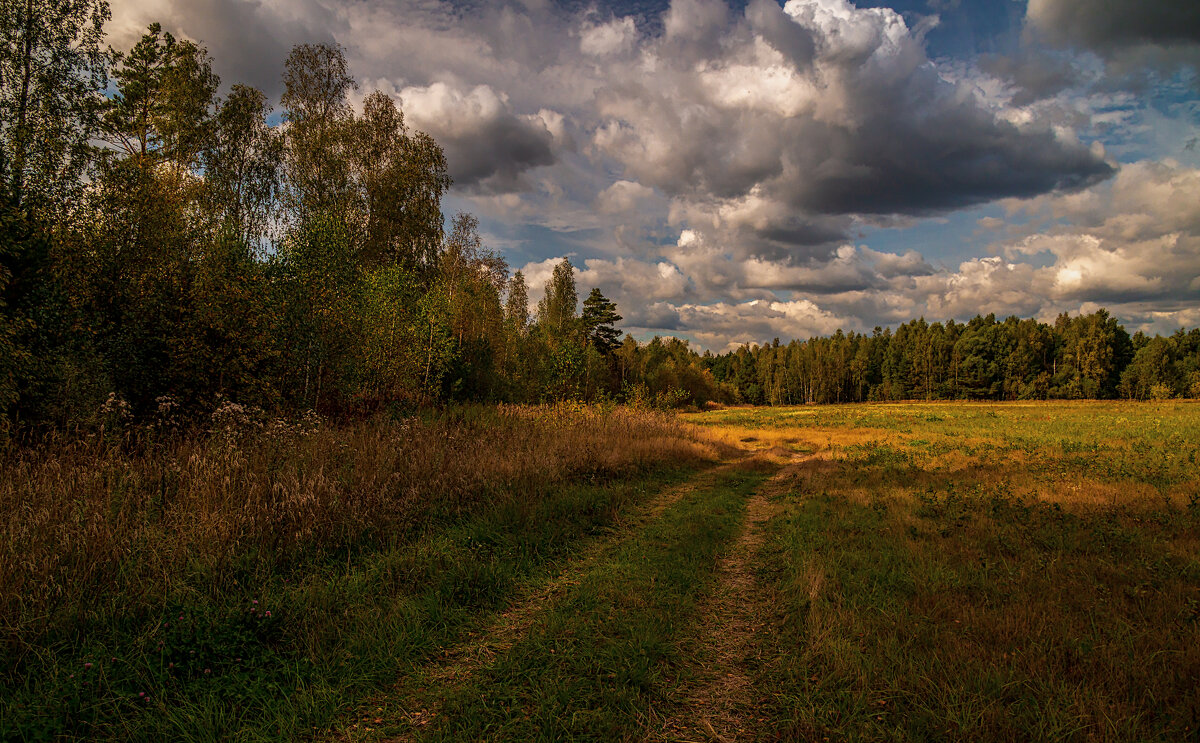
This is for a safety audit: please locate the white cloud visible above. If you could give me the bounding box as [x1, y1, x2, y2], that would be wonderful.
[579, 17, 637, 57]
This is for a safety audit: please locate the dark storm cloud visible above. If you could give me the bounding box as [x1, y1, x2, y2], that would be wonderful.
[794, 90, 1115, 215]
[594, 0, 1115, 234]
[398, 83, 560, 194]
[1025, 0, 1200, 86]
[745, 0, 815, 67]
[1027, 0, 1200, 52]
[756, 218, 849, 249]
[121, 0, 1115, 225]
[434, 113, 557, 193]
[978, 51, 1081, 105]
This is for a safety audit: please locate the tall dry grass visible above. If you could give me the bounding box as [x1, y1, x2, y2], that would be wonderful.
[0, 404, 715, 668]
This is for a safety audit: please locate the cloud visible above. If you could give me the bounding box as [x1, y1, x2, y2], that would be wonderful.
[1000, 160, 1200, 304]
[108, 0, 1200, 346]
[591, 0, 1112, 239]
[977, 51, 1082, 105]
[400, 83, 559, 193]
[1026, 0, 1200, 53]
[121, 0, 1114, 239]
[1025, 0, 1200, 84]
[677, 299, 850, 351]
[594, 180, 660, 214]
[579, 17, 637, 57]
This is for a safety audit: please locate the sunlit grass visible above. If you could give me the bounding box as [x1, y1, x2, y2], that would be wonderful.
[685, 401, 1200, 741]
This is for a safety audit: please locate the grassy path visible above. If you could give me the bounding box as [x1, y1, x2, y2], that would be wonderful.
[649, 455, 814, 742]
[333, 456, 777, 742]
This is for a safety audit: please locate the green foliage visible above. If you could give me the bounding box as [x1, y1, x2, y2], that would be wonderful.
[536, 257, 578, 338]
[202, 84, 282, 249]
[0, 0, 109, 215]
[581, 287, 622, 355]
[0, 172, 26, 419]
[706, 309, 1185, 406]
[353, 91, 450, 273]
[355, 265, 439, 405]
[280, 43, 355, 223]
[103, 22, 218, 170]
[274, 212, 361, 410]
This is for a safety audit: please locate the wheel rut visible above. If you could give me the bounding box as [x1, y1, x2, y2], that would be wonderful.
[333, 456, 756, 742]
[650, 454, 819, 742]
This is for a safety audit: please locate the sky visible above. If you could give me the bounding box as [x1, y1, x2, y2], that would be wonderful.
[110, 0, 1200, 351]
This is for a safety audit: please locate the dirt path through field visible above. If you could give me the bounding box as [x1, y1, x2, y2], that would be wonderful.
[336, 456, 756, 742]
[649, 454, 817, 742]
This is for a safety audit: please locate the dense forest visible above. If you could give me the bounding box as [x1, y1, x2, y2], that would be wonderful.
[703, 312, 1200, 405]
[1, 3, 1197, 435]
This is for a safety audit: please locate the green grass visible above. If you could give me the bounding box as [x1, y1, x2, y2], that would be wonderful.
[756, 491, 1200, 741]
[683, 401, 1200, 742]
[416, 463, 773, 742]
[0, 467, 697, 741]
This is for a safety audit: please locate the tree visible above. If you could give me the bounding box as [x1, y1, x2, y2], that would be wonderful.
[581, 287, 622, 355]
[281, 43, 355, 224]
[504, 271, 529, 334]
[103, 23, 219, 173]
[90, 25, 227, 411]
[202, 84, 281, 250]
[437, 213, 508, 399]
[0, 0, 109, 214]
[274, 213, 360, 411]
[1053, 309, 1131, 398]
[1119, 336, 1177, 399]
[351, 91, 450, 272]
[536, 258, 578, 336]
[0, 159, 32, 418]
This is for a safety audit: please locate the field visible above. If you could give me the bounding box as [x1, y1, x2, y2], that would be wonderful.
[2, 401, 1198, 741]
[687, 401, 1200, 741]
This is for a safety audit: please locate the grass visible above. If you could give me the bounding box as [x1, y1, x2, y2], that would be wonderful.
[5, 400, 1199, 741]
[0, 404, 717, 741]
[416, 462, 775, 742]
[686, 401, 1200, 741]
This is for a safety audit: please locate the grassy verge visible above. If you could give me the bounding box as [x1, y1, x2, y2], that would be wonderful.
[0, 405, 714, 741]
[417, 462, 775, 742]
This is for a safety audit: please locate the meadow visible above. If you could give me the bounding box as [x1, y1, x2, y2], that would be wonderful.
[687, 400, 1200, 741]
[1, 401, 1197, 741]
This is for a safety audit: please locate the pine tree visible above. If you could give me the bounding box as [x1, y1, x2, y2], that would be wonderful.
[103, 23, 219, 172]
[581, 287, 622, 355]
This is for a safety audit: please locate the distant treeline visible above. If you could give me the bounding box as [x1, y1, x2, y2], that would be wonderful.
[0, 8, 729, 431]
[701, 312, 1200, 404]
